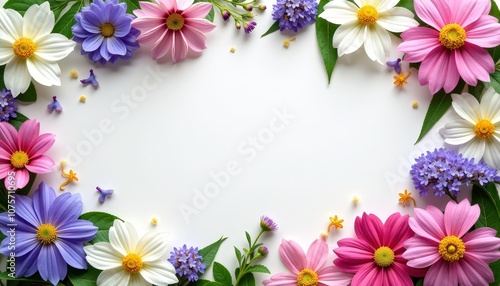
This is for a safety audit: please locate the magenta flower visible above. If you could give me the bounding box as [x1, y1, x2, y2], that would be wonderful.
[397, 0, 500, 94]
[0, 120, 55, 189]
[403, 199, 500, 285]
[263, 238, 352, 286]
[333, 213, 425, 286]
[132, 0, 216, 62]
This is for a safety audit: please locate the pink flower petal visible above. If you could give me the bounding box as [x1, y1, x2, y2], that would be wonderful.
[0, 163, 12, 180]
[449, 0, 490, 27]
[185, 18, 217, 33]
[25, 155, 54, 174]
[176, 0, 195, 10]
[383, 265, 413, 286]
[403, 237, 441, 268]
[465, 16, 500, 48]
[456, 255, 494, 285]
[455, 43, 494, 87]
[14, 168, 29, 189]
[179, 26, 207, 52]
[398, 27, 441, 63]
[0, 122, 18, 153]
[316, 266, 352, 286]
[171, 31, 189, 62]
[151, 29, 172, 60]
[25, 133, 55, 158]
[414, 0, 450, 30]
[279, 239, 307, 274]
[262, 273, 297, 286]
[423, 260, 458, 286]
[382, 213, 412, 251]
[18, 119, 40, 152]
[444, 199, 479, 237]
[137, 1, 167, 17]
[305, 239, 328, 272]
[409, 207, 445, 242]
[350, 264, 379, 286]
[418, 46, 460, 94]
[463, 228, 500, 263]
[182, 2, 213, 19]
[136, 22, 167, 45]
[354, 213, 384, 248]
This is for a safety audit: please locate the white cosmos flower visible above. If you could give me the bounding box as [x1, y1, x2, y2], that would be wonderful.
[84, 220, 178, 286]
[0, 2, 75, 96]
[440, 86, 500, 170]
[319, 0, 418, 64]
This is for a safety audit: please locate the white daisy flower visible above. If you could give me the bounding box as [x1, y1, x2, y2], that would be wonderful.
[440, 86, 500, 169]
[84, 220, 178, 286]
[0, 2, 75, 96]
[319, 0, 418, 64]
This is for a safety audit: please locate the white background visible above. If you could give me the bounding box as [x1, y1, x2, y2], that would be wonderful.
[1, 0, 472, 284]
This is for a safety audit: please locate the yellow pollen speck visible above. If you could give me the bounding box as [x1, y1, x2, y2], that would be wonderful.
[59, 160, 67, 168]
[70, 70, 78, 79]
[412, 101, 419, 109]
[230, 47, 236, 53]
[474, 119, 495, 139]
[79, 95, 87, 103]
[353, 196, 359, 204]
[399, 189, 416, 207]
[357, 5, 378, 25]
[394, 72, 411, 88]
[151, 217, 158, 225]
[439, 23, 466, 50]
[320, 232, 329, 238]
[327, 215, 344, 232]
[283, 37, 296, 48]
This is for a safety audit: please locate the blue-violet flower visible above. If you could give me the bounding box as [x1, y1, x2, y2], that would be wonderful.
[272, 0, 318, 32]
[72, 0, 140, 64]
[0, 182, 98, 285]
[0, 88, 17, 122]
[81, 69, 99, 88]
[168, 245, 206, 282]
[47, 96, 62, 112]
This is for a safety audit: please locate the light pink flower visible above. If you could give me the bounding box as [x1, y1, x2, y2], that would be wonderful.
[0, 120, 55, 189]
[263, 238, 352, 286]
[333, 213, 425, 286]
[403, 199, 500, 286]
[132, 0, 216, 62]
[397, 0, 500, 94]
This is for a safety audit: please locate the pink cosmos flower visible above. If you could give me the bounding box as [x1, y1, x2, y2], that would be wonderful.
[263, 238, 352, 286]
[403, 199, 500, 286]
[333, 213, 425, 286]
[132, 0, 216, 62]
[0, 120, 55, 189]
[397, 0, 500, 94]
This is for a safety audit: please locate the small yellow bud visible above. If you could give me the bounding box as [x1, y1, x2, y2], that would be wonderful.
[79, 95, 87, 103]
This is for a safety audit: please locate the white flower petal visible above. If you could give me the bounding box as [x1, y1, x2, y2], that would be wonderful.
[140, 261, 179, 286]
[35, 34, 75, 62]
[23, 2, 54, 41]
[0, 8, 22, 43]
[479, 86, 500, 123]
[354, 0, 364, 8]
[483, 139, 500, 169]
[373, 0, 399, 12]
[130, 273, 151, 286]
[109, 220, 139, 256]
[0, 39, 14, 65]
[378, 7, 419, 32]
[333, 21, 365, 56]
[451, 92, 482, 124]
[440, 120, 476, 145]
[136, 232, 169, 262]
[26, 56, 61, 87]
[97, 267, 131, 286]
[320, 0, 358, 25]
[84, 243, 123, 270]
[459, 137, 486, 162]
[363, 23, 391, 64]
[4, 57, 30, 96]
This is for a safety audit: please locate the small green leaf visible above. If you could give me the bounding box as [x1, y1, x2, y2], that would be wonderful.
[195, 279, 215, 286]
[3, 0, 46, 15]
[234, 246, 242, 263]
[415, 81, 465, 144]
[213, 262, 233, 286]
[472, 183, 500, 232]
[485, 70, 500, 95]
[123, 0, 141, 14]
[0, 272, 46, 283]
[489, 260, 500, 286]
[315, 0, 339, 84]
[9, 112, 29, 131]
[261, 21, 280, 38]
[67, 265, 101, 286]
[245, 231, 252, 246]
[245, 264, 270, 274]
[490, 0, 500, 20]
[79, 211, 123, 243]
[199, 237, 227, 270]
[468, 82, 485, 101]
[238, 273, 255, 286]
[52, 2, 83, 39]
[415, 278, 424, 286]
[15, 82, 37, 103]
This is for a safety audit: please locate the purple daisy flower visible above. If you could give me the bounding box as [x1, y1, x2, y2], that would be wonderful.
[260, 215, 278, 232]
[0, 182, 97, 285]
[0, 88, 17, 122]
[272, 0, 317, 32]
[72, 0, 140, 64]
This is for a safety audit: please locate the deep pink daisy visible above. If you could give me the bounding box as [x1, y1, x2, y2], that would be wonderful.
[0, 120, 55, 189]
[397, 0, 500, 94]
[403, 199, 500, 286]
[333, 213, 425, 286]
[132, 0, 216, 62]
[263, 238, 352, 286]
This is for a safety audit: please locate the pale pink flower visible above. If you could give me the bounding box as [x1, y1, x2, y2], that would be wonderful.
[132, 0, 216, 62]
[397, 0, 500, 94]
[333, 213, 425, 286]
[403, 199, 500, 286]
[0, 120, 55, 189]
[263, 238, 352, 286]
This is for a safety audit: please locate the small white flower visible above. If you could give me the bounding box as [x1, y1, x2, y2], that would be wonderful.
[319, 0, 418, 64]
[84, 220, 178, 286]
[440, 86, 500, 169]
[0, 2, 75, 96]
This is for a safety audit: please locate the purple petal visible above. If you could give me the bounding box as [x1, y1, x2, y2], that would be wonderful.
[54, 239, 87, 269]
[15, 245, 42, 278]
[32, 181, 56, 223]
[106, 37, 127, 55]
[57, 220, 97, 243]
[82, 33, 104, 52]
[47, 193, 82, 226]
[37, 244, 67, 285]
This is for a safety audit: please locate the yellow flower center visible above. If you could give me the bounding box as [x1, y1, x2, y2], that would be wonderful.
[296, 269, 318, 286]
[474, 119, 495, 139]
[373, 246, 395, 267]
[439, 23, 466, 50]
[36, 224, 58, 244]
[166, 13, 185, 30]
[101, 23, 115, 37]
[10, 151, 29, 169]
[122, 253, 143, 273]
[438, 235, 465, 262]
[357, 5, 378, 25]
[13, 37, 36, 59]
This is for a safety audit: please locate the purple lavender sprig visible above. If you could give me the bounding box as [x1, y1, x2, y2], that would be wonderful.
[168, 245, 206, 282]
[0, 88, 17, 122]
[272, 0, 318, 32]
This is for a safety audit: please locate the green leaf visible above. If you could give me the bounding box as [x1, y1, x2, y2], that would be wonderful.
[0, 272, 46, 283]
[245, 264, 270, 274]
[468, 82, 485, 101]
[485, 70, 500, 95]
[234, 246, 242, 263]
[123, 0, 141, 14]
[67, 265, 101, 286]
[489, 260, 500, 286]
[415, 278, 424, 286]
[261, 21, 280, 38]
[396, 0, 415, 14]
[15, 82, 37, 103]
[9, 112, 29, 131]
[237, 273, 255, 286]
[195, 279, 218, 286]
[490, 0, 500, 20]
[199, 237, 227, 270]
[472, 183, 500, 232]
[212, 262, 233, 286]
[79, 211, 123, 243]
[3, 0, 46, 15]
[245, 231, 251, 247]
[52, 2, 83, 39]
[315, 0, 339, 84]
[415, 81, 465, 144]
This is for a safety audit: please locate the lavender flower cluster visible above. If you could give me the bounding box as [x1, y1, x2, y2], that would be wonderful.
[410, 148, 499, 197]
[272, 0, 318, 32]
[0, 88, 17, 122]
[168, 245, 206, 282]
